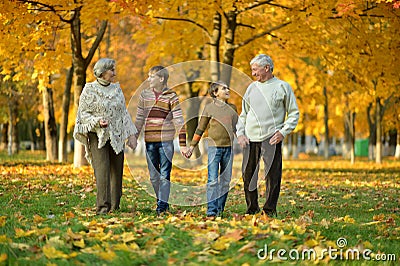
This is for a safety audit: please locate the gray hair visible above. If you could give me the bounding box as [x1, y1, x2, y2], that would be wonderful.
[93, 58, 115, 78]
[250, 54, 274, 73]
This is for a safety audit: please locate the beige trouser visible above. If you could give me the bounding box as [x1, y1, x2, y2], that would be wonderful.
[88, 132, 124, 214]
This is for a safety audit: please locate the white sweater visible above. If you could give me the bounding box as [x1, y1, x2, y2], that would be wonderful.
[236, 77, 299, 142]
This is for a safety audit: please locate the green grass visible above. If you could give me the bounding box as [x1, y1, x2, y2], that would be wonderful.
[0, 151, 399, 265]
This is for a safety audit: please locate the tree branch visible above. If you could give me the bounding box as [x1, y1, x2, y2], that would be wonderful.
[152, 16, 210, 37]
[238, 0, 290, 14]
[18, 0, 75, 23]
[237, 23, 256, 29]
[85, 20, 108, 68]
[235, 21, 291, 49]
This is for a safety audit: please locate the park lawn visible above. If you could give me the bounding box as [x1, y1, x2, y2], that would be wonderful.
[0, 151, 399, 265]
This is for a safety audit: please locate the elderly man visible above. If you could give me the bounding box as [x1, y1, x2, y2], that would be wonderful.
[237, 54, 299, 216]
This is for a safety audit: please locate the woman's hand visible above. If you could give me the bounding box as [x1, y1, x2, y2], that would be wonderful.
[99, 119, 108, 128]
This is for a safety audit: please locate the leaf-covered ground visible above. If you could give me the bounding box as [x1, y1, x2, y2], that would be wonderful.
[0, 151, 399, 265]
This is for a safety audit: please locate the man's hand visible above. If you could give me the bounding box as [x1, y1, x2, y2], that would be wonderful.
[127, 135, 137, 150]
[237, 135, 249, 149]
[269, 131, 284, 145]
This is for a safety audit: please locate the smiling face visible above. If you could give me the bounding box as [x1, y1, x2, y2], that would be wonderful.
[147, 72, 164, 91]
[214, 85, 230, 101]
[101, 67, 116, 82]
[251, 63, 271, 82]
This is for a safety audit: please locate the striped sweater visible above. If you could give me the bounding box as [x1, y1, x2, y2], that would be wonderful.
[135, 87, 187, 146]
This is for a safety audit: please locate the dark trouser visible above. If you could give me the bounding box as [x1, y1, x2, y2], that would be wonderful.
[88, 132, 124, 214]
[242, 139, 282, 214]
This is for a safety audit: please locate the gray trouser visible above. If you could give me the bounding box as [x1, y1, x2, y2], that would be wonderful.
[88, 132, 124, 213]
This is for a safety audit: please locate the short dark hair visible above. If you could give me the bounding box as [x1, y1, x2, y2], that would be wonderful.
[149, 66, 169, 84]
[208, 81, 228, 98]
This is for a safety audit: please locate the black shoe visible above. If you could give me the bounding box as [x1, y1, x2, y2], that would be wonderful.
[263, 209, 277, 217]
[97, 208, 109, 215]
[156, 209, 167, 216]
[245, 208, 261, 215]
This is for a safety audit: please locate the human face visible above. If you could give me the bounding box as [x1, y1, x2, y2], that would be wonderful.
[214, 85, 230, 101]
[102, 67, 116, 82]
[251, 63, 270, 82]
[148, 72, 164, 91]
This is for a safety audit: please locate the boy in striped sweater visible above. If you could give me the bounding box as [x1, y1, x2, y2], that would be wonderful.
[135, 66, 187, 215]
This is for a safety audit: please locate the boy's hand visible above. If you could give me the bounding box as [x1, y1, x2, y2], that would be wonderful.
[185, 146, 194, 158]
[237, 135, 249, 148]
[127, 135, 137, 150]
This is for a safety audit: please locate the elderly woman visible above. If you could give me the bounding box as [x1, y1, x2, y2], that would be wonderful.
[74, 58, 137, 215]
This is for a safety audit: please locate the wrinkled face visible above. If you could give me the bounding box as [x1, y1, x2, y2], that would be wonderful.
[148, 72, 164, 90]
[251, 63, 269, 82]
[214, 85, 230, 101]
[102, 67, 116, 82]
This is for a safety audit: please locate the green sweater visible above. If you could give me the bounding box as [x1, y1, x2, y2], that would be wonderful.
[191, 100, 238, 147]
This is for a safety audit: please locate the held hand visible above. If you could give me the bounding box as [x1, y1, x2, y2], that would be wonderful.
[127, 135, 137, 150]
[237, 135, 249, 149]
[180, 146, 188, 157]
[269, 131, 284, 145]
[185, 147, 194, 158]
[99, 119, 108, 128]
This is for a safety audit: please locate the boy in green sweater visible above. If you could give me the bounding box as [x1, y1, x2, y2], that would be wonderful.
[186, 81, 238, 218]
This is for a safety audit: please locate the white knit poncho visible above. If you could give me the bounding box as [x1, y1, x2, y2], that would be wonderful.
[73, 81, 137, 163]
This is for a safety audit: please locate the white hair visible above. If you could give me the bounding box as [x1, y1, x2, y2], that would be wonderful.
[93, 58, 115, 78]
[250, 54, 274, 73]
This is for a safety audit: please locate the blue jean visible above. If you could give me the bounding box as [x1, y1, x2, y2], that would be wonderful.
[145, 141, 174, 212]
[207, 146, 233, 216]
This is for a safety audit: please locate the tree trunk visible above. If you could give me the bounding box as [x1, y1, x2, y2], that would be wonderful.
[8, 97, 19, 155]
[282, 135, 290, 160]
[349, 112, 356, 164]
[344, 111, 356, 164]
[375, 97, 382, 164]
[292, 132, 299, 159]
[71, 8, 108, 168]
[395, 132, 400, 160]
[59, 66, 73, 163]
[185, 70, 203, 163]
[1, 123, 8, 150]
[367, 103, 376, 160]
[221, 10, 237, 84]
[323, 86, 329, 159]
[210, 12, 221, 81]
[42, 85, 58, 161]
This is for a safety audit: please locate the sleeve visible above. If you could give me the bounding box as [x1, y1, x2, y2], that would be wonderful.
[230, 104, 238, 135]
[236, 86, 251, 137]
[134, 92, 146, 138]
[278, 83, 300, 137]
[190, 106, 211, 147]
[170, 93, 187, 147]
[120, 90, 138, 140]
[73, 84, 102, 146]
